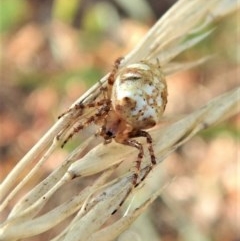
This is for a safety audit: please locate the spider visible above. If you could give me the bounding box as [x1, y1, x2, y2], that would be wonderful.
[59, 57, 167, 190]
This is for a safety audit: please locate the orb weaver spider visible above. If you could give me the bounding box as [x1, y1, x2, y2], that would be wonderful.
[59, 57, 167, 191]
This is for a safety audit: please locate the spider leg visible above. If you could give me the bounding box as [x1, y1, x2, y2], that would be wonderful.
[124, 139, 144, 186]
[114, 138, 144, 209]
[134, 130, 156, 185]
[107, 57, 123, 86]
[57, 99, 110, 139]
[58, 100, 109, 119]
[58, 83, 111, 119]
[112, 131, 156, 212]
[61, 116, 94, 148]
[58, 102, 85, 119]
[61, 99, 111, 147]
[57, 102, 92, 141]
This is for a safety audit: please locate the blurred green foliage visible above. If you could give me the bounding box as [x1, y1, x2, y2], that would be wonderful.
[53, 67, 104, 92]
[0, 0, 27, 33]
[53, 0, 79, 23]
[200, 123, 240, 140]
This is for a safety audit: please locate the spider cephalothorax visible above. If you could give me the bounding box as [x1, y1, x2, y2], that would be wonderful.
[60, 57, 167, 187]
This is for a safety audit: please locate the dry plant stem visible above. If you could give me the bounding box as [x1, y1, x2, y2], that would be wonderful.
[1, 85, 235, 241]
[0, 0, 237, 209]
[86, 181, 174, 241]
[151, 88, 239, 155]
[0, 105, 92, 208]
[163, 56, 214, 76]
[0, 138, 59, 213]
[66, 87, 239, 182]
[124, 0, 218, 63]
[0, 117, 67, 204]
[85, 87, 239, 241]
[7, 136, 101, 219]
[62, 181, 132, 241]
[0, 0, 239, 240]
[0, 170, 115, 241]
[50, 168, 125, 241]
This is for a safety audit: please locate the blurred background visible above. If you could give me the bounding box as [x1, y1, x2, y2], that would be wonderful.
[0, 0, 239, 240]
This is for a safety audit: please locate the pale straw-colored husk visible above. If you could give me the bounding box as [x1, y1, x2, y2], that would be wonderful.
[0, 0, 239, 240]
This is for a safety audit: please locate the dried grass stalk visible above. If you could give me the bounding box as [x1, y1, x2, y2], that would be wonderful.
[0, 0, 239, 240]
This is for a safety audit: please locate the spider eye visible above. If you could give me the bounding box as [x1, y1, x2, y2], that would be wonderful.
[106, 130, 114, 137]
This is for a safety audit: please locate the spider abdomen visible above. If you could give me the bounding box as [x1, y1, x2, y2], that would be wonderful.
[112, 61, 167, 130]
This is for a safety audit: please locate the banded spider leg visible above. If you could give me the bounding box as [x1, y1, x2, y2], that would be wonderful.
[115, 130, 157, 209]
[60, 98, 111, 148]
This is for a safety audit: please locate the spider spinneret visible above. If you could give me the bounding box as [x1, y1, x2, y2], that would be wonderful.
[60, 57, 167, 191]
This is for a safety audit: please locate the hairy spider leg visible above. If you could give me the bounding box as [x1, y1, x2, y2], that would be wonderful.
[57, 98, 109, 138]
[125, 139, 144, 186]
[107, 57, 123, 86]
[61, 99, 111, 147]
[58, 77, 111, 120]
[58, 102, 86, 119]
[113, 137, 143, 210]
[127, 130, 156, 186]
[111, 138, 144, 213]
[114, 131, 156, 211]
[58, 98, 107, 120]
[134, 130, 156, 185]
[57, 102, 92, 141]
